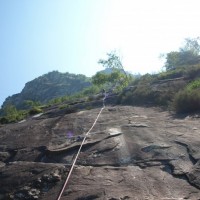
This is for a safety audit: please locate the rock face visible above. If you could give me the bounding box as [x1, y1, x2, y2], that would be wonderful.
[1, 103, 200, 199]
[1, 71, 91, 109]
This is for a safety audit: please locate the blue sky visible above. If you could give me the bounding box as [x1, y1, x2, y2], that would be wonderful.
[1, 0, 200, 107]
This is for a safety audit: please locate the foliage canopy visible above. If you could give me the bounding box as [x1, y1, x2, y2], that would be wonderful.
[98, 51, 128, 78]
[164, 37, 200, 71]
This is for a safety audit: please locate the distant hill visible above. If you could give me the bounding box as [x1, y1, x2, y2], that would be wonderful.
[2, 71, 91, 109]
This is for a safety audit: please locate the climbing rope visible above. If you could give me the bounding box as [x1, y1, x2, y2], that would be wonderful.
[56, 92, 107, 200]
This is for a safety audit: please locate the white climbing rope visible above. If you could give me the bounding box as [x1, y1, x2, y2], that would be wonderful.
[56, 92, 107, 200]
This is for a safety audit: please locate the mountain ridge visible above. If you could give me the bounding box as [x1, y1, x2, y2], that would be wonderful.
[2, 71, 91, 110]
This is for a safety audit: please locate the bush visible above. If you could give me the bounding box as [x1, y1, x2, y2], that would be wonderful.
[29, 107, 43, 115]
[156, 68, 184, 80]
[120, 84, 156, 105]
[186, 78, 200, 90]
[173, 89, 200, 113]
[82, 85, 101, 96]
[184, 64, 200, 79]
[0, 111, 27, 124]
[0, 117, 9, 124]
[0, 105, 27, 124]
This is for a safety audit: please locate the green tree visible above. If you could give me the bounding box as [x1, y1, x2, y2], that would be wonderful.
[98, 51, 128, 78]
[92, 72, 109, 86]
[92, 69, 129, 92]
[180, 37, 200, 55]
[164, 51, 180, 71]
[164, 37, 200, 71]
[92, 51, 133, 92]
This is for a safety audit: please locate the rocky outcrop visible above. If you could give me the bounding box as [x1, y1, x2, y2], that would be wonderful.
[0, 104, 200, 199]
[1, 71, 91, 109]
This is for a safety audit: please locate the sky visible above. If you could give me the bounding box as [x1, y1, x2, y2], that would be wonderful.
[1, 0, 200, 107]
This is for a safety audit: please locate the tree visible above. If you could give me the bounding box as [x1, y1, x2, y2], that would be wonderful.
[164, 51, 180, 71]
[180, 37, 200, 55]
[98, 51, 128, 78]
[164, 37, 200, 71]
[92, 70, 129, 92]
[91, 72, 109, 86]
[92, 51, 134, 92]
